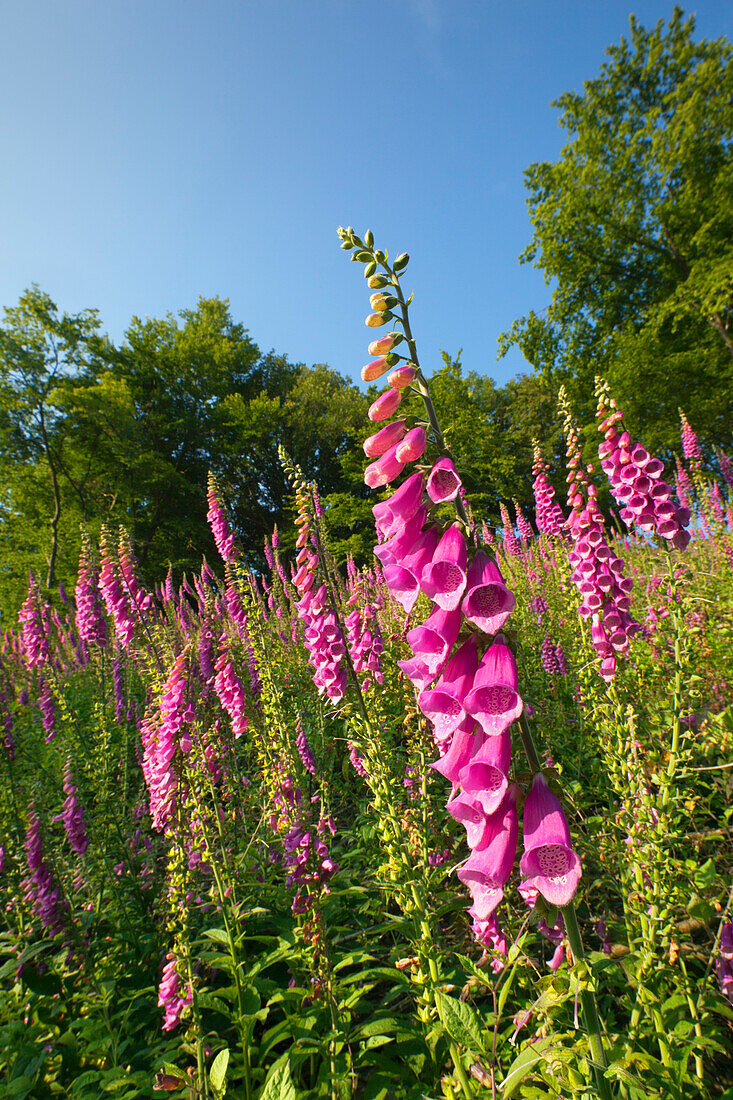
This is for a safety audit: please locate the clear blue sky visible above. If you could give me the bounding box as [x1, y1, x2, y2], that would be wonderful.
[1, 1, 731, 388]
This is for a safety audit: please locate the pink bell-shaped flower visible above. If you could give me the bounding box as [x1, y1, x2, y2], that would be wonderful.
[406, 605, 462, 676]
[382, 527, 441, 613]
[464, 635, 523, 737]
[519, 773, 582, 907]
[363, 420, 407, 458]
[458, 730, 511, 817]
[431, 717, 481, 781]
[419, 635, 479, 742]
[456, 786, 519, 918]
[364, 443, 407, 488]
[462, 551, 515, 634]
[421, 524, 467, 610]
[427, 457, 462, 503]
[372, 472, 425, 540]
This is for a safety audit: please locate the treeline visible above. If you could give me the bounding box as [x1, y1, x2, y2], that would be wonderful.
[0, 288, 560, 620]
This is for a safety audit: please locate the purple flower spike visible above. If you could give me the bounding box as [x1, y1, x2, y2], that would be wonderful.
[520, 773, 582, 907]
[427, 457, 462, 503]
[462, 551, 516, 634]
[464, 636, 523, 738]
[419, 636, 480, 742]
[421, 524, 467, 610]
[457, 786, 519, 918]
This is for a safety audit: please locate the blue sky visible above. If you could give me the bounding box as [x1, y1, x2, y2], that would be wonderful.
[1, 0, 731, 388]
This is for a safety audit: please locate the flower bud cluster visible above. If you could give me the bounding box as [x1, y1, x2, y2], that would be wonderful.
[99, 529, 137, 647]
[55, 760, 89, 856]
[214, 634, 250, 739]
[74, 538, 108, 647]
[158, 951, 192, 1031]
[18, 573, 49, 669]
[514, 502, 533, 542]
[207, 472, 239, 563]
[532, 443, 566, 538]
[560, 388, 640, 680]
[345, 603, 384, 689]
[596, 384, 691, 550]
[23, 808, 67, 935]
[290, 483, 348, 704]
[500, 502, 521, 557]
[679, 409, 702, 467]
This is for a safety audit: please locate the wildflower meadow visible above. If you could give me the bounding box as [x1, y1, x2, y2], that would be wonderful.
[0, 228, 732, 1100]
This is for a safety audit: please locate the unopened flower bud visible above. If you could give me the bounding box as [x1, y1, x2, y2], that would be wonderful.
[388, 364, 417, 390]
[394, 252, 409, 270]
[364, 260, 377, 277]
[369, 293, 391, 311]
[364, 229, 374, 247]
[367, 274, 388, 288]
[368, 334, 399, 355]
[368, 388, 403, 422]
[366, 312, 390, 327]
[395, 426, 426, 463]
[361, 355, 398, 382]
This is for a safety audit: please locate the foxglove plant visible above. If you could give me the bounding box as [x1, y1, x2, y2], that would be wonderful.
[75, 536, 108, 648]
[560, 385, 640, 681]
[338, 227, 611, 1098]
[18, 572, 49, 669]
[532, 441, 566, 538]
[596, 380, 691, 550]
[679, 409, 702, 467]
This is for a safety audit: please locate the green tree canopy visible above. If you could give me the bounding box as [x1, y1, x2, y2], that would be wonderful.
[500, 7, 733, 459]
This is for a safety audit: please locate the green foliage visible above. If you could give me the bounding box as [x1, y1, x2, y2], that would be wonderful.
[501, 7, 733, 457]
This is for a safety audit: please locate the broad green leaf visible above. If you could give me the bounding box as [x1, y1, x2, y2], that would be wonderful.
[210, 1048, 229, 1092]
[259, 1054, 296, 1100]
[435, 991, 485, 1053]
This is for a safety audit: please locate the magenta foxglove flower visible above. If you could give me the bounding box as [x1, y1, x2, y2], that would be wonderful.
[464, 636, 523, 738]
[427, 458, 462, 503]
[532, 443, 566, 538]
[679, 410, 702, 466]
[382, 526, 440, 612]
[421, 524, 468, 610]
[462, 551, 515, 635]
[431, 717, 480, 782]
[158, 952, 192, 1031]
[520, 773, 582, 907]
[406, 605, 462, 676]
[18, 574, 49, 669]
[457, 786, 519, 918]
[368, 387, 402, 422]
[458, 730, 512, 816]
[372, 472, 425, 540]
[364, 442, 407, 488]
[207, 472, 239, 563]
[419, 636, 480, 742]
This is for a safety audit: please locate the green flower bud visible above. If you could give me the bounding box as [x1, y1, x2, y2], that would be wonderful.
[364, 229, 374, 247]
[364, 260, 377, 277]
[367, 274, 387, 288]
[394, 252, 409, 270]
[355, 250, 372, 262]
[340, 240, 354, 250]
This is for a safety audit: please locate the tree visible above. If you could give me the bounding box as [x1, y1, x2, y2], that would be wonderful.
[500, 7, 733, 458]
[0, 287, 100, 603]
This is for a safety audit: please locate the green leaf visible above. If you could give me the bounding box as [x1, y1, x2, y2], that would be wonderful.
[693, 858, 716, 890]
[203, 928, 230, 946]
[500, 1037, 553, 1097]
[259, 1054, 296, 1100]
[435, 992, 485, 1053]
[209, 1048, 229, 1093]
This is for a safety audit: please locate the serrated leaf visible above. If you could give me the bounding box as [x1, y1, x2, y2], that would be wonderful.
[210, 1048, 229, 1092]
[435, 991, 484, 1053]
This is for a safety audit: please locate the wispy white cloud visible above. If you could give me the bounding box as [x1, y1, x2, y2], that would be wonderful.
[409, 0, 441, 34]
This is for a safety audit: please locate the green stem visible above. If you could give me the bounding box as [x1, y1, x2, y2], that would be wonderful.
[562, 905, 613, 1100]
